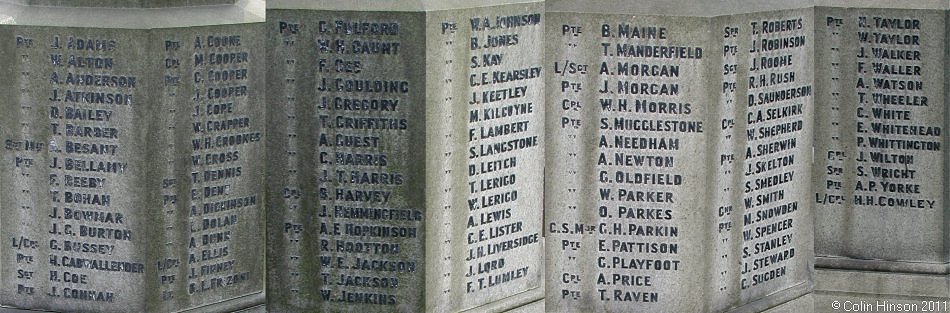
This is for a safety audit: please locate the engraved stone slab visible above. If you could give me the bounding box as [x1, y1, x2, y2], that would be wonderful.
[265, 8, 429, 312]
[544, 1, 814, 311]
[717, 8, 815, 310]
[0, 2, 265, 312]
[813, 6, 947, 273]
[807, 1, 950, 307]
[426, 5, 545, 312]
[265, 1, 545, 312]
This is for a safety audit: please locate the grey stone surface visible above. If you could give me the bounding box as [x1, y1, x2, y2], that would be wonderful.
[265, 8, 429, 313]
[544, 5, 814, 313]
[0, 1, 946, 313]
[230, 303, 265, 313]
[265, 1, 544, 312]
[813, 268, 950, 312]
[0, 308, 55, 313]
[809, 4, 950, 312]
[545, 0, 815, 17]
[502, 299, 543, 313]
[0, 0, 264, 28]
[815, 268, 949, 298]
[812, 7, 947, 276]
[425, 5, 544, 311]
[266, 0, 541, 12]
[545, 0, 948, 16]
[24, 0, 235, 8]
[814, 0, 948, 10]
[761, 293, 814, 313]
[0, 3, 265, 313]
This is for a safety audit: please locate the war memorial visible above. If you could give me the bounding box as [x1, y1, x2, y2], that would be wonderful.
[0, 0, 947, 312]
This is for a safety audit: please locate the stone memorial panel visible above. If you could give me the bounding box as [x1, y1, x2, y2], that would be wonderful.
[0, 2, 266, 312]
[1, 1, 947, 312]
[265, 1, 544, 312]
[812, 3, 949, 301]
[719, 9, 814, 311]
[544, 1, 814, 311]
[814, 6, 946, 271]
[265, 7, 428, 312]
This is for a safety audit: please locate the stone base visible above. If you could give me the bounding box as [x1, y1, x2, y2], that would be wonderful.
[729, 282, 814, 313]
[817, 256, 949, 275]
[232, 304, 266, 313]
[763, 293, 815, 313]
[815, 267, 950, 297]
[0, 292, 265, 313]
[0, 307, 51, 313]
[812, 267, 950, 313]
[179, 292, 265, 313]
[504, 299, 544, 313]
[461, 287, 544, 313]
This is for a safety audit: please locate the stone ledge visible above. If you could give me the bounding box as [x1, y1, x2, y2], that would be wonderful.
[267, 0, 543, 12]
[815, 268, 950, 298]
[0, 0, 263, 28]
